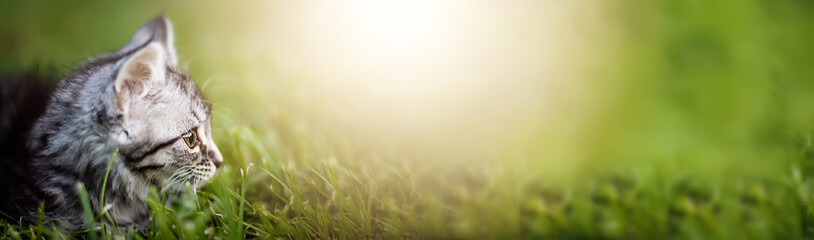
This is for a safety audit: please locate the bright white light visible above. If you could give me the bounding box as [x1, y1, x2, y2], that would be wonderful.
[290, 0, 474, 104]
[341, 0, 446, 60]
[260, 0, 599, 149]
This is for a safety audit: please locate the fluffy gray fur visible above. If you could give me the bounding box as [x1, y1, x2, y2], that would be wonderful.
[11, 16, 222, 228]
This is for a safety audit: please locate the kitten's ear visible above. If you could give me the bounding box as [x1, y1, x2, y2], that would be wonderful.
[117, 15, 178, 66]
[114, 43, 165, 112]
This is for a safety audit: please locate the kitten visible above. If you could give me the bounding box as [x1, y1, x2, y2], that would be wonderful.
[0, 16, 222, 229]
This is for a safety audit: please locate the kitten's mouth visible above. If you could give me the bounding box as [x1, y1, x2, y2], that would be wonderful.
[163, 163, 217, 192]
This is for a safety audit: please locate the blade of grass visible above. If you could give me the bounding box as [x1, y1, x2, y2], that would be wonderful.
[99, 149, 122, 235]
[99, 149, 118, 211]
[76, 183, 97, 240]
[235, 165, 250, 239]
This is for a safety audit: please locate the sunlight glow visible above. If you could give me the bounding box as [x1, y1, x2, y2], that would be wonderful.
[344, 0, 447, 59]
[250, 0, 609, 153]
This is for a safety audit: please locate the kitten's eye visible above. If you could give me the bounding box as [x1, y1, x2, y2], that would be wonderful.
[181, 128, 199, 149]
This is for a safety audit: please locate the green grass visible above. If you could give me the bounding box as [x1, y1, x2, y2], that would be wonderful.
[3, 0, 814, 239]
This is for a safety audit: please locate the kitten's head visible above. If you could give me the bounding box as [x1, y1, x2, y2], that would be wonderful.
[107, 16, 222, 191]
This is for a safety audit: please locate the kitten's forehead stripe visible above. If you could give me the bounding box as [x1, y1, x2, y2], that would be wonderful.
[165, 68, 209, 115]
[191, 110, 203, 124]
[162, 67, 208, 130]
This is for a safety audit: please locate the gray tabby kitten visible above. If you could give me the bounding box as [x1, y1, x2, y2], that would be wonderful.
[0, 16, 222, 228]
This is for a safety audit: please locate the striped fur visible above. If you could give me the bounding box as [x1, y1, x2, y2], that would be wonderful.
[0, 16, 222, 229]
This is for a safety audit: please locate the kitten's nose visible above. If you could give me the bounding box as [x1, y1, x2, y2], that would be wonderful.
[211, 150, 223, 168]
[209, 143, 223, 168]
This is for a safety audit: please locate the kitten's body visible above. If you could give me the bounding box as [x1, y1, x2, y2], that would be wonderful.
[0, 16, 222, 229]
[0, 72, 56, 221]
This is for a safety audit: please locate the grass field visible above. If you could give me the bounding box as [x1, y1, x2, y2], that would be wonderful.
[2, 0, 814, 239]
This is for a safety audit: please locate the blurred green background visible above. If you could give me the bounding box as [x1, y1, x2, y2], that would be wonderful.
[2, 0, 814, 238]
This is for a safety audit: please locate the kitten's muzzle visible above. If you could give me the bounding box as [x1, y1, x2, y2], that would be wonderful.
[200, 141, 223, 168]
[213, 156, 222, 168]
[210, 148, 223, 168]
